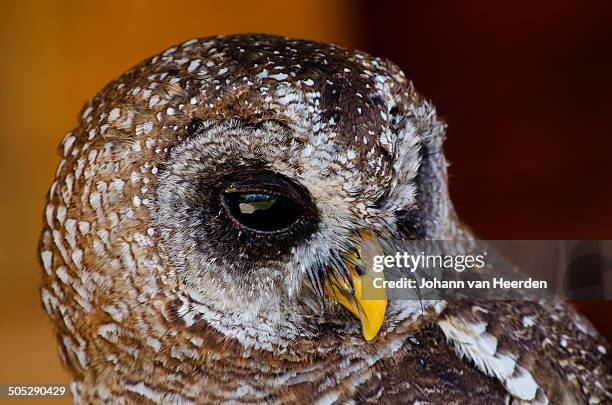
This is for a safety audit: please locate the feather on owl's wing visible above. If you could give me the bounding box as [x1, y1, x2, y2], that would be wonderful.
[439, 300, 611, 404]
[347, 300, 609, 404]
[352, 324, 510, 404]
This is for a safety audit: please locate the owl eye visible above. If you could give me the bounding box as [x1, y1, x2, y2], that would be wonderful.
[221, 191, 303, 233]
[216, 170, 318, 241]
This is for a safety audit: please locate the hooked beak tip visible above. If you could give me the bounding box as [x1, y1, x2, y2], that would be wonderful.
[324, 230, 387, 341]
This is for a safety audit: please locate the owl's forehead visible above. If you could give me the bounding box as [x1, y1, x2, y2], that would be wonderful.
[99, 35, 411, 138]
[80, 35, 417, 202]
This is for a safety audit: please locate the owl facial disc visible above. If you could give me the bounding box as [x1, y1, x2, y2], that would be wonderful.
[218, 169, 388, 340]
[325, 230, 388, 341]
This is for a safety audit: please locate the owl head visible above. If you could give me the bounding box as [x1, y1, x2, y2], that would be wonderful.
[40, 35, 454, 376]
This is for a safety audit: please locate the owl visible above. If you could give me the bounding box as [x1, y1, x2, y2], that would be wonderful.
[39, 34, 610, 404]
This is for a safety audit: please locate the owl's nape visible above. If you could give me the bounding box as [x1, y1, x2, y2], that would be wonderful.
[40, 34, 611, 403]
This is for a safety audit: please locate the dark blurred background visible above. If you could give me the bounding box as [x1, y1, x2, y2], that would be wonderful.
[355, 0, 611, 341]
[0, 0, 609, 392]
[357, 1, 612, 239]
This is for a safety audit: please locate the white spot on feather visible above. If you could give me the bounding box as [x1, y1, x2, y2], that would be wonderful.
[187, 59, 201, 72]
[270, 73, 288, 81]
[81, 106, 93, 119]
[505, 366, 538, 401]
[522, 315, 535, 328]
[63, 136, 76, 156]
[107, 108, 120, 122]
[149, 95, 160, 108]
[41, 251, 53, 275]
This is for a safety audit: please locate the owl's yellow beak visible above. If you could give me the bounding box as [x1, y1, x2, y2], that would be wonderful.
[324, 230, 387, 341]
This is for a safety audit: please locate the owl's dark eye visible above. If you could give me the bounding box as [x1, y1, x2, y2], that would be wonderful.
[216, 170, 318, 237]
[221, 192, 303, 233]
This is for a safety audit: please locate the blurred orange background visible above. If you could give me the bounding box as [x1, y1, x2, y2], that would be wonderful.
[1, 0, 610, 400]
[0, 0, 354, 399]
